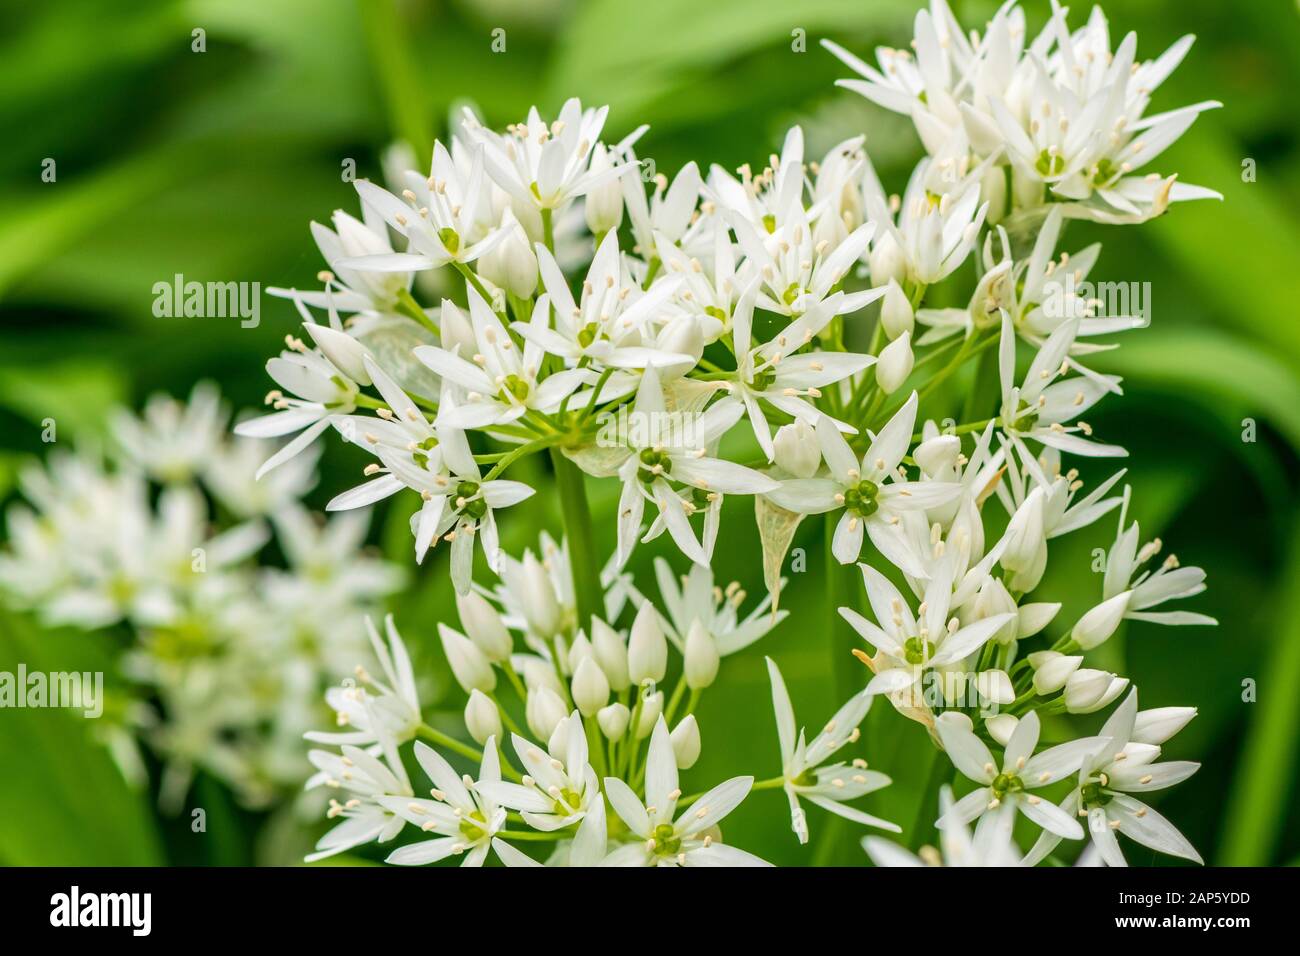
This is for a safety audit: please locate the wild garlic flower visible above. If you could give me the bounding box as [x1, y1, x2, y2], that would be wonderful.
[767, 396, 960, 575]
[936, 710, 1100, 844]
[1024, 690, 1202, 866]
[766, 659, 897, 844]
[602, 718, 766, 866]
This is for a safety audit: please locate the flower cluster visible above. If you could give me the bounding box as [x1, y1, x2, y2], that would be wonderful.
[0, 385, 404, 809]
[234, 0, 1216, 865]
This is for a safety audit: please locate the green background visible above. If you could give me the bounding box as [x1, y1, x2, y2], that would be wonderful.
[1, 0, 1297, 866]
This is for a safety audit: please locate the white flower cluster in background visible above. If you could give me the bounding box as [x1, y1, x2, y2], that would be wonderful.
[0, 384, 404, 810]
[228, 0, 1217, 866]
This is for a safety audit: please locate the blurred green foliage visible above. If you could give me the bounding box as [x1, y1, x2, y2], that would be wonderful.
[1, 0, 1297, 866]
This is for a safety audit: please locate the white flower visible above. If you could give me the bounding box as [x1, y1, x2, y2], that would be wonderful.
[307, 615, 421, 747]
[839, 557, 1015, 706]
[766, 396, 960, 575]
[602, 718, 768, 866]
[345, 142, 507, 274]
[998, 312, 1126, 459]
[623, 158, 704, 260]
[378, 739, 508, 867]
[985, 3, 1221, 223]
[864, 786, 1024, 867]
[861, 151, 988, 286]
[491, 796, 610, 867]
[476, 712, 600, 831]
[766, 658, 897, 844]
[647, 557, 787, 656]
[270, 204, 414, 313]
[305, 725, 412, 862]
[109, 382, 226, 483]
[415, 289, 588, 429]
[612, 366, 777, 566]
[523, 230, 688, 379]
[1101, 489, 1217, 628]
[1025, 690, 1202, 866]
[439, 623, 497, 694]
[234, 341, 360, 478]
[462, 99, 639, 216]
[730, 282, 876, 458]
[936, 710, 1100, 844]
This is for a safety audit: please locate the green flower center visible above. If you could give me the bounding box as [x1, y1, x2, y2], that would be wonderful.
[455, 480, 487, 519]
[458, 809, 488, 842]
[438, 227, 460, 254]
[903, 635, 937, 666]
[1035, 149, 1065, 178]
[577, 322, 600, 348]
[781, 282, 803, 306]
[761, 214, 777, 234]
[792, 768, 819, 788]
[704, 305, 727, 322]
[1080, 781, 1112, 809]
[551, 788, 583, 816]
[637, 448, 673, 484]
[652, 823, 682, 857]
[1092, 157, 1118, 187]
[1012, 398, 1039, 432]
[991, 773, 1024, 799]
[501, 373, 530, 403]
[751, 366, 777, 392]
[843, 479, 879, 517]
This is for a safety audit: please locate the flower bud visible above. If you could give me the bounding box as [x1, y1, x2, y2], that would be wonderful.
[596, 702, 630, 739]
[590, 617, 630, 692]
[525, 686, 567, 741]
[971, 577, 1019, 644]
[439, 299, 476, 354]
[772, 420, 821, 478]
[1133, 706, 1197, 745]
[584, 144, 625, 235]
[879, 278, 914, 339]
[869, 232, 906, 287]
[1017, 602, 1061, 639]
[656, 317, 704, 380]
[303, 322, 372, 385]
[1064, 670, 1128, 714]
[519, 550, 562, 639]
[981, 163, 1008, 226]
[520, 655, 564, 696]
[627, 602, 667, 686]
[684, 620, 720, 689]
[477, 212, 538, 298]
[875, 331, 914, 394]
[571, 657, 610, 716]
[438, 624, 496, 693]
[975, 669, 1014, 706]
[1029, 651, 1082, 696]
[566, 632, 594, 670]
[912, 433, 960, 477]
[985, 714, 1019, 747]
[464, 689, 502, 745]
[634, 690, 664, 739]
[456, 591, 512, 663]
[1072, 592, 1131, 650]
[670, 715, 701, 769]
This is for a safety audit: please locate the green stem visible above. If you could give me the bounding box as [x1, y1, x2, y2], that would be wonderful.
[825, 512, 862, 702]
[395, 287, 441, 337]
[498, 829, 567, 842]
[453, 261, 498, 312]
[908, 746, 951, 851]
[358, 0, 430, 160]
[549, 447, 602, 634]
[541, 208, 555, 253]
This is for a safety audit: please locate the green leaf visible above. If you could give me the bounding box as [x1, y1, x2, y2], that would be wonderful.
[0, 610, 163, 865]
